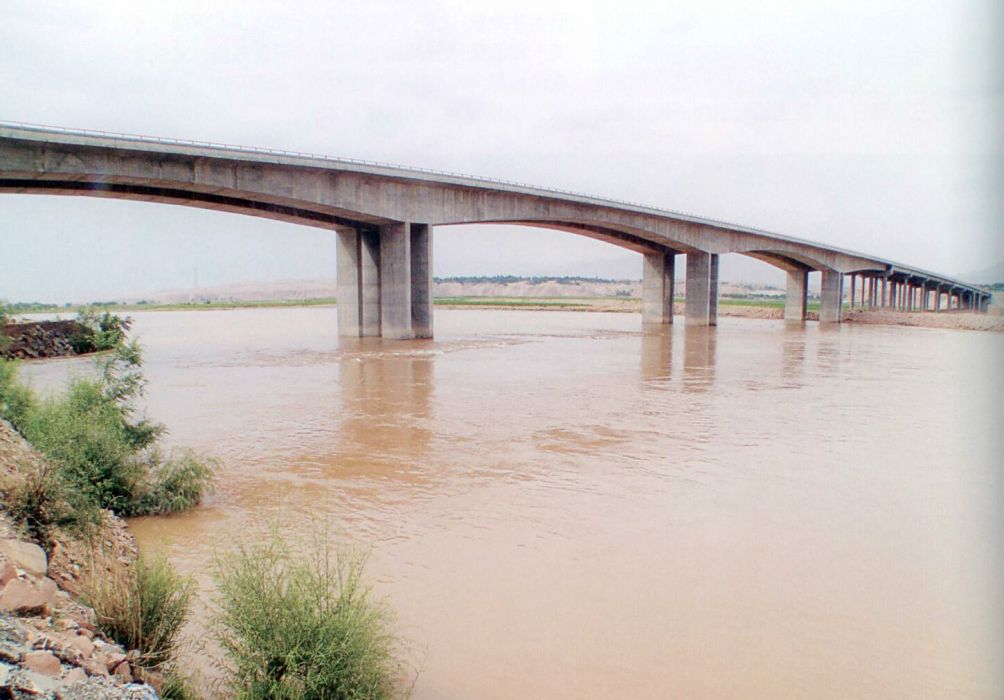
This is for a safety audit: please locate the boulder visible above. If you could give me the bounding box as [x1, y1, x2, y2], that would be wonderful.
[0, 540, 48, 578]
[0, 577, 58, 615]
[22, 649, 61, 677]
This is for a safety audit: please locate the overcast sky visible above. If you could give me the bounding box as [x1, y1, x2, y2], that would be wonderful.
[2, 0, 1001, 302]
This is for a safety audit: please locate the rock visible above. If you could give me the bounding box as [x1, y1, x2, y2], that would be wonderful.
[0, 577, 57, 615]
[0, 636, 22, 664]
[105, 652, 127, 671]
[6, 665, 63, 695]
[22, 649, 61, 677]
[0, 539, 48, 577]
[112, 660, 132, 682]
[63, 665, 87, 684]
[0, 660, 12, 685]
[0, 557, 14, 586]
[67, 633, 94, 657]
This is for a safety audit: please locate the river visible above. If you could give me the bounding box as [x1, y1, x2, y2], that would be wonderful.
[20, 307, 1004, 698]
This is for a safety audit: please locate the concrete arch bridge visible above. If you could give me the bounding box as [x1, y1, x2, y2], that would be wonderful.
[0, 122, 990, 339]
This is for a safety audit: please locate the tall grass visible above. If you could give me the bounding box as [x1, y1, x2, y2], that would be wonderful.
[213, 533, 406, 700]
[81, 552, 194, 670]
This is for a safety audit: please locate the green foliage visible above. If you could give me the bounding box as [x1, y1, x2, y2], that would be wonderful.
[213, 533, 405, 700]
[0, 360, 35, 426]
[83, 554, 194, 670]
[0, 345, 212, 520]
[161, 668, 205, 700]
[127, 450, 218, 517]
[2, 461, 101, 549]
[71, 308, 131, 354]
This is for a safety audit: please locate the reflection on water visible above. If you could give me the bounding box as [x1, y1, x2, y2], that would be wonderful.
[22, 308, 1004, 699]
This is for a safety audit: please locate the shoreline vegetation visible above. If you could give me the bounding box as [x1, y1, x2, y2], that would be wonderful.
[0, 313, 409, 699]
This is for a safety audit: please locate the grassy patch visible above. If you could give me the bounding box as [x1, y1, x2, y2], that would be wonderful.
[81, 552, 194, 670]
[213, 532, 407, 700]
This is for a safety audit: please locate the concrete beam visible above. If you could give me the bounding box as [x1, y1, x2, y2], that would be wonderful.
[819, 270, 843, 323]
[784, 269, 808, 323]
[410, 224, 433, 338]
[685, 252, 716, 326]
[642, 251, 675, 324]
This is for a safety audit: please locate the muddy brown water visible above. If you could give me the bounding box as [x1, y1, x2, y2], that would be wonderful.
[20, 308, 1003, 698]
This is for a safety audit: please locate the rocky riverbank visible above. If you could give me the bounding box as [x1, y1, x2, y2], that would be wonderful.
[1, 321, 85, 360]
[0, 419, 160, 699]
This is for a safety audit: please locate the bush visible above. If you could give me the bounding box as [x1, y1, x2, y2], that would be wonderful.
[71, 308, 131, 354]
[126, 450, 217, 517]
[213, 533, 405, 700]
[0, 360, 35, 426]
[2, 461, 101, 549]
[0, 344, 213, 520]
[82, 553, 194, 670]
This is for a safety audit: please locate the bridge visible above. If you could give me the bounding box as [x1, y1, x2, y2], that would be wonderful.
[0, 122, 991, 339]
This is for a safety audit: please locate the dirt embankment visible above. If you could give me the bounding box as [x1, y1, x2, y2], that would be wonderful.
[0, 419, 158, 698]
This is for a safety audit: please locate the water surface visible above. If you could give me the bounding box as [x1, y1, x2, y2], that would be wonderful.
[22, 308, 1004, 698]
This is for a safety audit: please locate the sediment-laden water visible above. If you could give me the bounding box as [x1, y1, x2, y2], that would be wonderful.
[22, 308, 1004, 698]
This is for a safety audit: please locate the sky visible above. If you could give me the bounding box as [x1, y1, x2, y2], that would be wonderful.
[1, 0, 1001, 302]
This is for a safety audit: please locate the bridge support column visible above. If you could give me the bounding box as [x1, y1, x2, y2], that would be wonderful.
[784, 269, 808, 323]
[336, 228, 382, 337]
[819, 270, 843, 323]
[685, 252, 718, 326]
[410, 224, 433, 338]
[642, 251, 675, 324]
[337, 222, 434, 340]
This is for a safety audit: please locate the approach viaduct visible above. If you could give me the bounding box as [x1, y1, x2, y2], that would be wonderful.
[0, 122, 991, 339]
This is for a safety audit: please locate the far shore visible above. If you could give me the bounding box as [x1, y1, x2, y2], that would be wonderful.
[10, 295, 1002, 332]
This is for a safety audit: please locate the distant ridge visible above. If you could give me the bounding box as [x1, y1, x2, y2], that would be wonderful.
[960, 261, 1004, 285]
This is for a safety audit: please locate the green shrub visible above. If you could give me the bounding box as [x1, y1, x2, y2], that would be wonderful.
[125, 450, 217, 517]
[82, 553, 194, 670]
[0, 345, 212, 519]
[0, 360, 35, 426]
[2, 461, 101, 549]
[213, 534, 405, 700]
[71, 308, 131, 354]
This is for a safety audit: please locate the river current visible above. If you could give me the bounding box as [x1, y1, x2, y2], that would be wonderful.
[21, 308, 1004, 698]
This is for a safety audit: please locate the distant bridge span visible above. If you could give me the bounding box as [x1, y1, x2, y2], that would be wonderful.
[0, 122, 990, 338]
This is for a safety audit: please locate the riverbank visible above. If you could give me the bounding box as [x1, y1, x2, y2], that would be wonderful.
[0, 419, 159, 698]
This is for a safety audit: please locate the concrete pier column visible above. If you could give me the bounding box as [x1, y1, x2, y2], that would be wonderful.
[685, 252, 717, 326]
[410, 224, 433, 338]
[379, 223, 414, 340]
[336, 228, 382, 337]
[709, 254, 719, 326]
[819, 269, 844, 323]
[889, 281, 898, 310]
[849, 274, 856, 309]
[934, 287, 941, 312]
[642, 251, 675, 324]
[784, 269, 808, 323]
[881, 278, 887, 307]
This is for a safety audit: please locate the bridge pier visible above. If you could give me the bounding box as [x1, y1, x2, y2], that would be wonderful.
[784, 269, 808, 322]
[819, 270, 843, 323]
[642, 251, 676, 324]
[685, 252, 719, 326]
[336, 222, 433, 339]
